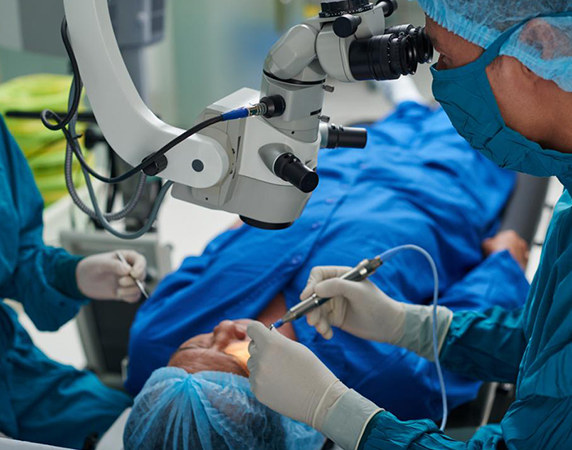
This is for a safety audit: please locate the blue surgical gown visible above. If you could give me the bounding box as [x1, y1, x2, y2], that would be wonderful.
[127, 102, 530, 421]
[0, 115, 131, 448]
[357, 176, 572, 445]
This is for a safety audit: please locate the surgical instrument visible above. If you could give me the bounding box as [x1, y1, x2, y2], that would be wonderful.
[116, 251, 149, 299]
[269, 244, 448, 430]
[269, 257, 383, 330]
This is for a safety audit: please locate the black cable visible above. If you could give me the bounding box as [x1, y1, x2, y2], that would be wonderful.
[141, 115, 224, 163]
[105, 152, 118, 214]
[6, 110, 97, 123]
[41, 20, 83, 131]
[42, 18, 225, 184]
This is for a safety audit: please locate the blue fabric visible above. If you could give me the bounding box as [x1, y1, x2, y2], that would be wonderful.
[416, 0, 572, 91]
[1, 305, 132, 449]
[124, 368, 324, 450]
[431, 12, 572, 183]
[127, 102, 530, 422]
[0, 114, 132, 448]
[0, 115, 88, 332]
[49, 253, 85, 300]
[358, 189, 572, 449]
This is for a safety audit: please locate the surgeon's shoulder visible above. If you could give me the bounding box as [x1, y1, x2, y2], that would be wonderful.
[0, 114, 9, 140]
[546, 189, 572, 245]
[552, 189, 572, 222]
[0, 113, 18, 154]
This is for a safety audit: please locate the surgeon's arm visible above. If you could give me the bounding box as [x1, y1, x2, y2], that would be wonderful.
[0, 117, 88, 331]
[355, 390, 572, 450]
[439, 307, 526, 383]
[356, 409, 481, 449]
[436, 248, 529, 383]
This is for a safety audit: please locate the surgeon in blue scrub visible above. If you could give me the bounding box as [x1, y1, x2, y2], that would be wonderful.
[0, 114, 146, 447]
[247, 1, 572, 449]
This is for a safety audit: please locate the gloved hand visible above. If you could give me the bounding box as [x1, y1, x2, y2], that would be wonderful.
[247, 321, 348, 430]
[301, 266, 453, 360]
[76, 250, 146, 303]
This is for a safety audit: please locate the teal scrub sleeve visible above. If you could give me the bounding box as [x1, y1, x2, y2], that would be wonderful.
[357, 410, 504, 450]
[357, 395, 572, 449]
[439, 306, 526, 384]
[0, 115, 88, 332]
[2, 318, 133, 448]
[435, 249, 529, 384]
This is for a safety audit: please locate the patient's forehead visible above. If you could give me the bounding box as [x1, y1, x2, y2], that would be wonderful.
[168, 345, 248, 377]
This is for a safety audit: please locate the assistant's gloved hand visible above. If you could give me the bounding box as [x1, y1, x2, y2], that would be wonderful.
[76, 250, 146, 303]
[301, 266, 453, 360]
[247, 321, 348, 430]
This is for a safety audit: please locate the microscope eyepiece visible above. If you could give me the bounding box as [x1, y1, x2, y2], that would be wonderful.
[274, 153, 319, 194]
[376, 0, 398, 17]
[385, 25, 434, 64]
[349, 32, 418, 81]
[322, 124, 368, 149]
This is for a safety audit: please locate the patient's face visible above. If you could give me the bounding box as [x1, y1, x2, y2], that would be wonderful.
[168, 320, 251, 377]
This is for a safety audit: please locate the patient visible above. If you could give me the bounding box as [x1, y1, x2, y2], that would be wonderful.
[127, 101, 531, 421]
[124, 320, 324, 450]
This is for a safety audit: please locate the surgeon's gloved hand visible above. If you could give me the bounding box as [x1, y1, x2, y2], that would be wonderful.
[247, 321, 347, 429]
[301, 266, 453, 360]
[247, 321, 382, 450]
[76, 250, 146, 303]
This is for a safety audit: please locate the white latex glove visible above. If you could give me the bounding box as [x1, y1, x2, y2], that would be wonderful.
[301, 266, 453, 360]
[300, 266, 406, 342]
[76, 250, 146, 303]
[247, 321, 348, 430]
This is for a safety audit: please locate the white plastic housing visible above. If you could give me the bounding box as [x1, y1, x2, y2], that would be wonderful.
[63, 0, 229, 189]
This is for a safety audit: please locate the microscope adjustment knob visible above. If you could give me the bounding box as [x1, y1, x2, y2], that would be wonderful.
[333, 14, 362, 38]
[320, 0, 372, 18]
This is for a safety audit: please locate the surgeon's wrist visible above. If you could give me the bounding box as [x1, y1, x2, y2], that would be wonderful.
[321, 389, 382, 450]
[49, 253, 86, 300]
[312, 379, 348, 430]
[396, 304, 453, 361]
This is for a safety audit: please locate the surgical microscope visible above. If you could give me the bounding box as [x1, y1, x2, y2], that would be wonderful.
[53, 0, 433, 234]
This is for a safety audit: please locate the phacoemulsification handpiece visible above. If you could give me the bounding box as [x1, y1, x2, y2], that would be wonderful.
[269, 257, 383, 330]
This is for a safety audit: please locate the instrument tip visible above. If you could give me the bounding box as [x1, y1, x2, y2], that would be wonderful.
[269, 320, 283, 330]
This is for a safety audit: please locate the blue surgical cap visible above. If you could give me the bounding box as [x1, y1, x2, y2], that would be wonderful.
[124, 368, 325, 450]
[416, 0, 572, 91]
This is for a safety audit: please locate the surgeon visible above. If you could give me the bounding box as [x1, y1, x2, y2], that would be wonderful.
[247, 1, 572, 449]
[0, 112, 146, 447]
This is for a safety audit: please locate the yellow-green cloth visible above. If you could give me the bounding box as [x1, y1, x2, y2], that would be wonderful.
[0, 74, 92, 206]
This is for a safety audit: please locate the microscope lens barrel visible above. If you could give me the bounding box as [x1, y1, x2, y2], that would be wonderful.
[385, 25, 434, 64]
[349, 33, 417, 81]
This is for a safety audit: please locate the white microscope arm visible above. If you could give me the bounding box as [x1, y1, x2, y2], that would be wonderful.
[62, 0, 229, 190]
[60, 0, 429, 229]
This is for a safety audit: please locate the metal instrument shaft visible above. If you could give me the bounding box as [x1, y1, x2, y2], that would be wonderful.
[116, 251, 149, 300]
[269, 257, 382, 330]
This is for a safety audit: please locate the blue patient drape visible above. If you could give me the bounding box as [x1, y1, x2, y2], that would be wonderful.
[127, 102, 529, 421]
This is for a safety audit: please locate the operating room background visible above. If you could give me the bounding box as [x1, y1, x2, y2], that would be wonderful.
[0, 0, 556, 372]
